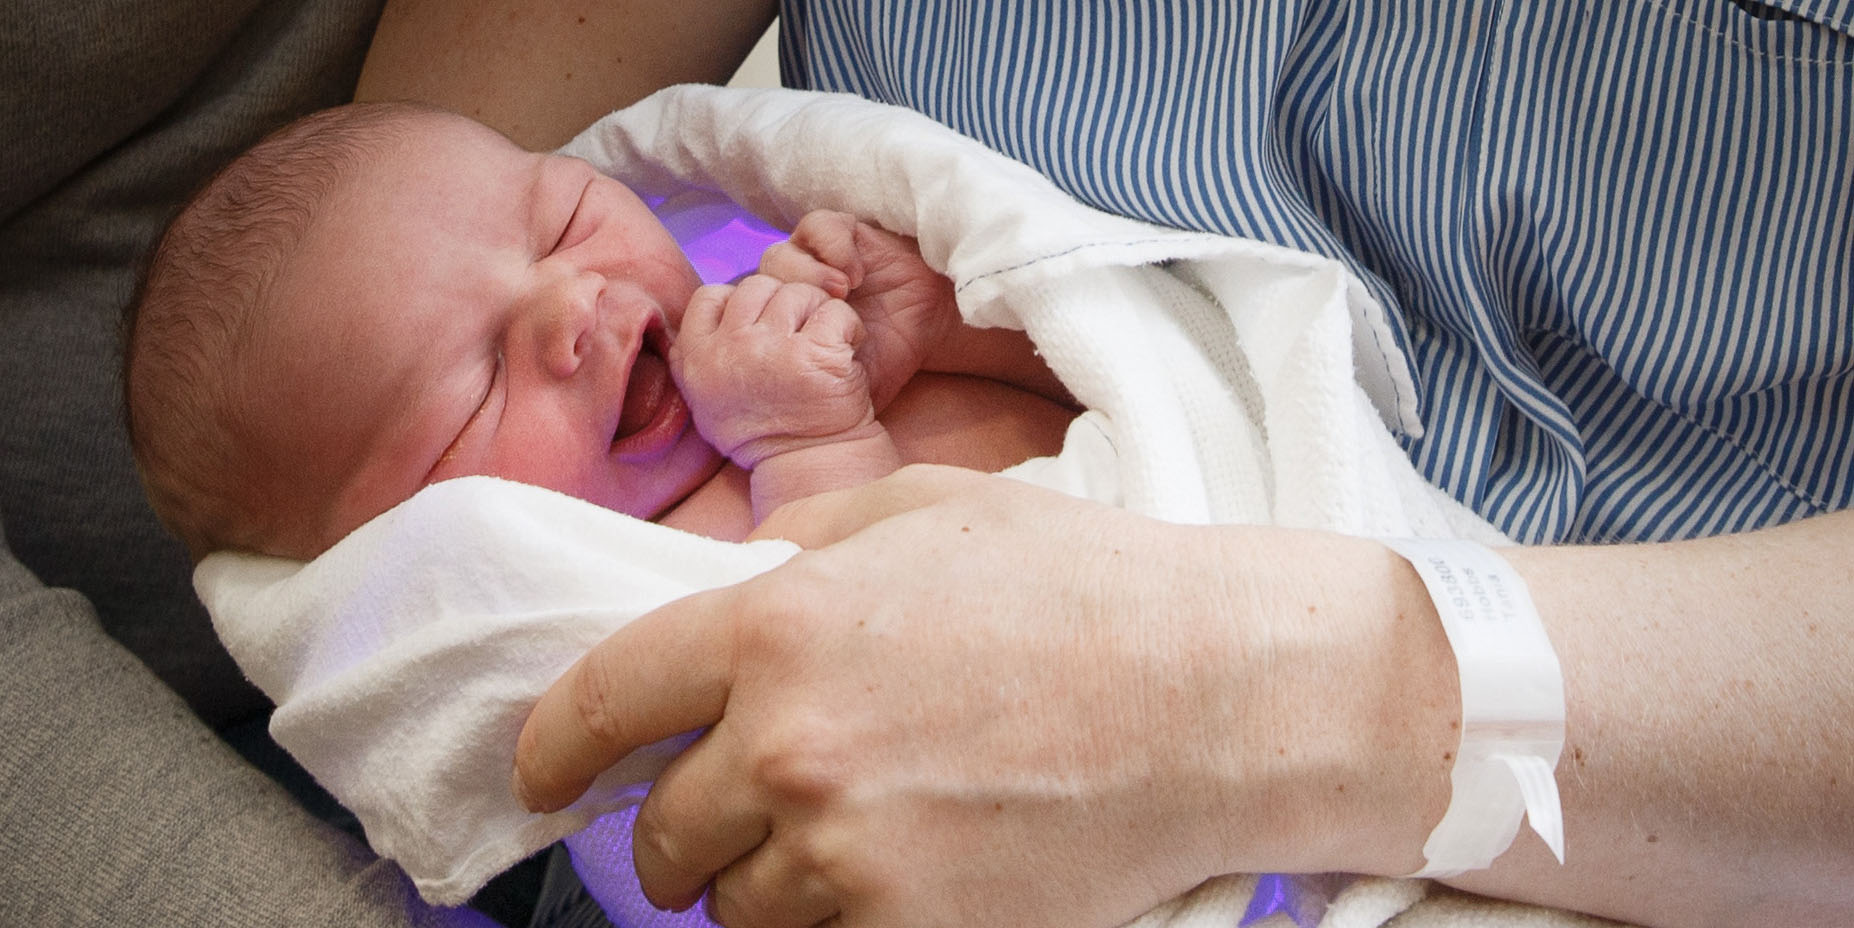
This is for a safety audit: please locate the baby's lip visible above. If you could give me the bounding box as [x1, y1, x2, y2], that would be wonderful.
[610, 317, 688, 457]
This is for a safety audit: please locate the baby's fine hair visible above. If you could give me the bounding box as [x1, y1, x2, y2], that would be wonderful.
[123, 101, 436, 560]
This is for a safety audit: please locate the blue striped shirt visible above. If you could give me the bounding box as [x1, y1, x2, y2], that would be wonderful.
[777, 0, 1854, 544]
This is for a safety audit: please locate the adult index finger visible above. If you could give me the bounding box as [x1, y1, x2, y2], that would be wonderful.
[511, 585, 741, 812]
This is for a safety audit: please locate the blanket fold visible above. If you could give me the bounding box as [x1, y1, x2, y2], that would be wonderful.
[197, 86, 1597, 928]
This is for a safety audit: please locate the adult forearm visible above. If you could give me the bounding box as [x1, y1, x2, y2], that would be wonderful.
[356, 0, 777, 150]
[508, 469, 1851, 928]
[0, 563, 487, 927]
[1442, 511, 1854, 926]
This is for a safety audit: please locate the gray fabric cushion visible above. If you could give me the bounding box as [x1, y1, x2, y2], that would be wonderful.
[0, 523, 485, 927]
[0, 0, 503, 923]
[0, 0, 383, 725]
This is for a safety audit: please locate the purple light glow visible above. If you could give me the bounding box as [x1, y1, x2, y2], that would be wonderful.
[567, 809, 1338, 928]
[650, 188, 788, 285]
[1241, 873, 1297, 926]
[1239, 872, 1348, 928]
[565, 804, 721, 928]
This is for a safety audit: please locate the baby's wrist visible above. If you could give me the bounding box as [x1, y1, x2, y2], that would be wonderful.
[728, 419, 887, 471]
[744, 425, 902, 523]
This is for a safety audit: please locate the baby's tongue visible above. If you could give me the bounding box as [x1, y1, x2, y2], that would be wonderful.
[616, 350, 668, 439]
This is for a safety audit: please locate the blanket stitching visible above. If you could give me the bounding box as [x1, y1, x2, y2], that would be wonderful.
[952, 236, 1208, 291]
[958, 238, 1421, 436]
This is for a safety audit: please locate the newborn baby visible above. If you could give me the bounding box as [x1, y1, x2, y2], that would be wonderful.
[124, 102, 1077, 560]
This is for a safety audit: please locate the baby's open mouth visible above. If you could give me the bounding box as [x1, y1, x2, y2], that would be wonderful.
[610, 322, 688, 455]
[614, 346, 669, 441]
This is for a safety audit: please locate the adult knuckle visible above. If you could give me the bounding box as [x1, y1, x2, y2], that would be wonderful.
[705, 876, 767, 928]
[567, 654, 633, 749]
[732, 572, 823, 649]
[631, 802, 683, 869]
[784, 827, 850, 882]
[752, 727, 847, 806]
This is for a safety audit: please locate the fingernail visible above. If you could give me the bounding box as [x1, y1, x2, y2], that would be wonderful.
[510, 768, 540, 812]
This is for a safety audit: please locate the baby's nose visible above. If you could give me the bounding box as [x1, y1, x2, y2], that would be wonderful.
[519, 272, 602, 379]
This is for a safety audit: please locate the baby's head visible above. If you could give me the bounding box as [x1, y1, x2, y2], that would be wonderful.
[125, 103, 721, 562]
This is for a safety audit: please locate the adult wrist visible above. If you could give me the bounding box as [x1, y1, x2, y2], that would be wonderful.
[1324, 535, 1463, 875]
[1209, 529, 1459, 876]
[1380, 538, 1567, 877]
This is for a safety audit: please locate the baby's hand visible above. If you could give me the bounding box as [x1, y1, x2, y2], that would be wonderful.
[758, 210, 959, 410]
[668, 275, 883, 470]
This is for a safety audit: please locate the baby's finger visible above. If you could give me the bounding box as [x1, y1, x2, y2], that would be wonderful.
[786, 211, 865, 289]
[758, 280, 835, 334]
[756, 240, 849, 298]
[759, 240, 852, 299]
[679, 284, 733, 339]
[719, 274, 782, 329]
[798, 296, 865, 352]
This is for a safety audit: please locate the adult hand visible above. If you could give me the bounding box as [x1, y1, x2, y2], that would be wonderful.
[512, 466, 1453, 928]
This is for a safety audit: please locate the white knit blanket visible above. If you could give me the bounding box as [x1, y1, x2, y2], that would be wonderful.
[197, 87, 1619, 928]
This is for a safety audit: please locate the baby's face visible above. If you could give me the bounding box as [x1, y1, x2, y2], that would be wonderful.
[254, 112, 722, 554]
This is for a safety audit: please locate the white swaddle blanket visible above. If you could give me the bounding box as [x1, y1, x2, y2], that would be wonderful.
[197, 86, 1594, 928]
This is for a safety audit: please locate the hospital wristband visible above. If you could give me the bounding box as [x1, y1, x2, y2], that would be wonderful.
[1380, 538, 1567, 878]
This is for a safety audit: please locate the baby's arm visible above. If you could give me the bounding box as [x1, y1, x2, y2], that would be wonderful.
[669, 274, 901, 523]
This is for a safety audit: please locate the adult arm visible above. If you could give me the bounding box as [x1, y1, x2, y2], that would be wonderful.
[512, 467, 1853, 928]
[0, 538, 492, 928]
[355, 0, 777, 150]
[1453, 509, 1854, 923]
